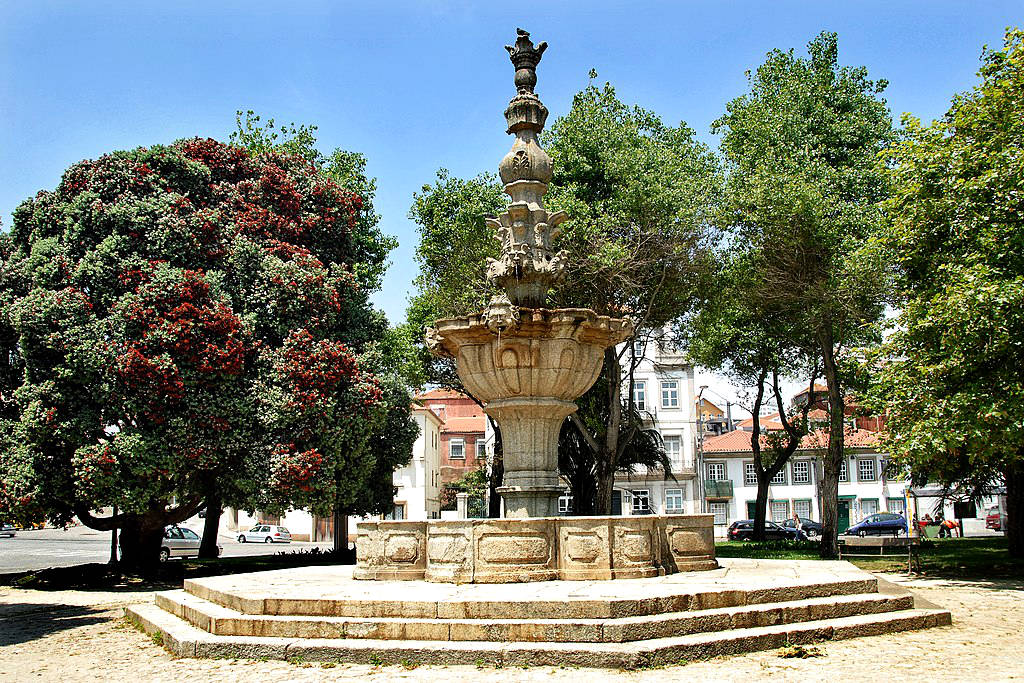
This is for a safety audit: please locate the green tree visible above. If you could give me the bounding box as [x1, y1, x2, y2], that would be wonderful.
[877, 28, 1024, 556]
[545, 81, 720, 514]
[712, 32, 893, 557]
[0, 138, 410, 572]
[405, 81, 720, 514]
[230, 111, 418, 552]
[682, 251, 820, 540]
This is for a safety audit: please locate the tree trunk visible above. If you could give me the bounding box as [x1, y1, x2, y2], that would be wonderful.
[594, 456, 616, 515]
[117, 513, 165, 577]
[198, 494, 221, 559]
[332, 507, 347, 553]
[1005, 457, 1024, 558]
[752, 477, 771, 542]
[818, 331, 845, 559]
[594, 348, 623, 515]
[487, 419, 503, 518]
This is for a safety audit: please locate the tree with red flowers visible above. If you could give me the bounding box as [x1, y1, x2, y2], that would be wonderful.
[0, 138, 415, 572]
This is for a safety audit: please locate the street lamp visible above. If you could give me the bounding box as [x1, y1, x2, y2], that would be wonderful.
[697, 385, 708, 513]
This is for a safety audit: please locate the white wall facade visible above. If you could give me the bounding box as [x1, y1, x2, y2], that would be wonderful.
[701, 450, 910, 536]
[610, 339, 700, 516]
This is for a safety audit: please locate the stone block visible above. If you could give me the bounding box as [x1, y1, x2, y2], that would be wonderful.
[425, 520, 476, 583]
[472, 518, 558, 582]
[658, 514, 717, 573]
[353, 520, 427, 581]
[610, 516, 660, 579]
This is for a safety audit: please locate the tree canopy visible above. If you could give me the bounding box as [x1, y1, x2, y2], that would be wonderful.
[711, 31, 894, 556]
[877, 28, 1024, 556]
[0, 135, 414, 570]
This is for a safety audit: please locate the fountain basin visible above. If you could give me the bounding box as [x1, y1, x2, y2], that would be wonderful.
[354, 514, 717, 583]
[430, 307, 632, 517]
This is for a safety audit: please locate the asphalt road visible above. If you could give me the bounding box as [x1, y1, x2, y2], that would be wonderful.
[0, 524, 332, 574]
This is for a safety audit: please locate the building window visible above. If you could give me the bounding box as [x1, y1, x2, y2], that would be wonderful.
[632, 489, 650, 514]
[558, 494, 574, 514]
[839, 460, 849, 482]
[634, 381, 647, 411]
[661, 380, 679, 409]
[710, 502, 729, 525]
[476, 440, 486, 460]
[665, 488, 684, 511]
[706, 462, 727, 481]
[858, 458, 876, 482]
[384, 504, 405, 521]
[449, 438, 465, 459]
[861, 498, 879, 518]
[664, 436, 682, 470]
[770, 500, 789, 522]
[744, 463, 757, 486]
[794, 499, 812, 519]
[792, 461, 811, 484]
[770, 468, 787, 485]
[887, 497, 906, 514]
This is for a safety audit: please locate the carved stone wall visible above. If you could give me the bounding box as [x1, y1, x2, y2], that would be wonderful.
[354, 514, 717, 583]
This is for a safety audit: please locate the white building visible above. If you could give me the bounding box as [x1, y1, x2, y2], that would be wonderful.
[607, 338, 700, 516]
[391, 405, 443, 521]
[700, 428, 909, 536]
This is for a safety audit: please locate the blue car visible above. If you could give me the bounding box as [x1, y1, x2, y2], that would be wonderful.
[844, 512, 908, 537]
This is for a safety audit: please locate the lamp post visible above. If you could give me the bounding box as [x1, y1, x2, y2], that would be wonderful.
[697, 385, 708, 514]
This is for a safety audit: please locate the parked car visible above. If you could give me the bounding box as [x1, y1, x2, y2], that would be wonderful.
[728, 520, 807, 542]
[237, 524, 292, 544]
[0, 523, 16, 538]
[781, 517, 823, 538]
[161, 525, 221, 562]
[986, 506, 1004, 531]
[844, 512, 907, 537]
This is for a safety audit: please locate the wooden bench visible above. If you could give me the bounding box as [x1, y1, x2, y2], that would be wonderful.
[838, 536, 922, 572]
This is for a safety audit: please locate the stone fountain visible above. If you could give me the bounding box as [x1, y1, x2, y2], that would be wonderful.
[354, 29, 717, 583]
[129, 32, 951, 663]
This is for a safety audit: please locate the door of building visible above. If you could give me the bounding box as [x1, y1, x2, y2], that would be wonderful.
[838, 500, 851, 531]
[611, 491, 622, 516]
[747, 501, 757, 518]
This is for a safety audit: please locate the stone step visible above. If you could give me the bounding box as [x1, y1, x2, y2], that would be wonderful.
[156, 588, 914, 643]
[125, 602, 951, 668]
[183, 565, 878, 619]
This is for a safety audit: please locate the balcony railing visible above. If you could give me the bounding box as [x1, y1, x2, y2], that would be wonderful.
[704, 479, 734, 498]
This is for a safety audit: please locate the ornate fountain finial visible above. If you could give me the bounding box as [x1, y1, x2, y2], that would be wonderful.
[505, 28, 547, 95]
[485, 29, 569, 309]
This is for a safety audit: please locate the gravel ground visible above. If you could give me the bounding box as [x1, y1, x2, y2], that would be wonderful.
[1, 574, 1021, 682]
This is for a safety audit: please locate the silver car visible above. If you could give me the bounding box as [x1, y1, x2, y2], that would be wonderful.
[0, 524, 15, 538]
[160, 525, 221, 561]
[237, 524, 291, 543]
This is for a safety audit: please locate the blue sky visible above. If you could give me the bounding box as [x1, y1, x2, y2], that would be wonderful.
[1, 1, 1018, 409]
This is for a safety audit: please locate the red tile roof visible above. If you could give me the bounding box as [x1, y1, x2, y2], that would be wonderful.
[443, 415, 486, 434]
[703, 428, 879, 453]
[735, 412, 785, 430]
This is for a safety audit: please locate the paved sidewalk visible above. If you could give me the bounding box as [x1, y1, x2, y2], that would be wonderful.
[1, 574, 1022, 682]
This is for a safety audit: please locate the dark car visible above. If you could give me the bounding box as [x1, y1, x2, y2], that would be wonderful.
[728, 520, 807, 542]
[781, 517, 823, 538]
[844, 512, 907, 537]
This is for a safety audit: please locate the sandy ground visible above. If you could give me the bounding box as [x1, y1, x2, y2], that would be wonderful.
[1, 574, 1021, 682]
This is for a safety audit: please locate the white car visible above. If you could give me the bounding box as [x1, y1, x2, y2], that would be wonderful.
[0, 524, 15, 538]
[160, 525, 221, 561]
[237, 524, 292, 543]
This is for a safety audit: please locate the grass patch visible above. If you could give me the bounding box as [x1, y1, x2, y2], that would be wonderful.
[717, 537, 1024, 579]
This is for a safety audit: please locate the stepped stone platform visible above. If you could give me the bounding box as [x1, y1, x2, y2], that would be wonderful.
[126, 558, 951, 667]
